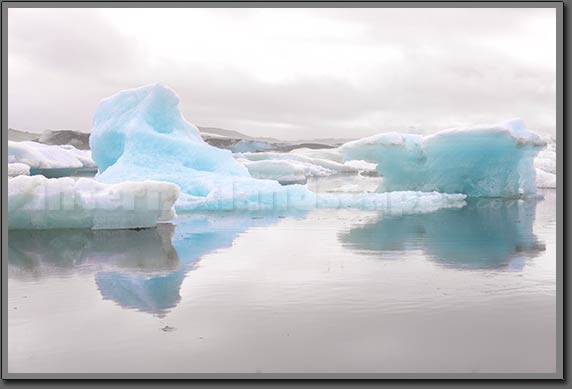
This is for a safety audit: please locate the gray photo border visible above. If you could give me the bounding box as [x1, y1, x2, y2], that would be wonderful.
[1, 0, 565, 381]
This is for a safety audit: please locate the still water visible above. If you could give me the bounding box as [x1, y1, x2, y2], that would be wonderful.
[7, 190, 556, 374]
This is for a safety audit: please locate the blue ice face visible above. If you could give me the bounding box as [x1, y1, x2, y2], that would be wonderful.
[341, 119, 546, 198]
[90, 84, 250, 178]
[89, 84, 318, 212]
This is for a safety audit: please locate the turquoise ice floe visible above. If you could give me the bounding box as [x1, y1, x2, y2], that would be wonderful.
[340, 118, 546, 198]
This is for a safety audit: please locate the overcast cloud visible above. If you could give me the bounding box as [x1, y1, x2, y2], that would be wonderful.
[8, 8, 556, 140]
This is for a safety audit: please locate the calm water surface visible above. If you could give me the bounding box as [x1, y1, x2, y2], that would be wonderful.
[8, 190, 556, 374]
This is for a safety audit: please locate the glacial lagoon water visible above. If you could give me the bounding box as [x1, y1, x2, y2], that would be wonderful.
[7, 189, 556, 374]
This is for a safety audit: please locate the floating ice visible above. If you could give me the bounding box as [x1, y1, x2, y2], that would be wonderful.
[235, 150, 356, 184]
[535, 168, 556, 189]
[90, 84, 247, 177]
[343, 160, 379, 174]
[90, 84, 275, 209]
[340, 119, 546, 197]
[535, 149, 556, 175]
[8, 141, 96, 169]
[8, 175, 179, 230]
[307, 172, 382, 194]
[316, 191, 466, 214]
[236, 151, 355, 174]
[8, 163, 30, 177]
[534, 137, 556, 188]
[289, 147, 345, 163]
[236, 159, 311, 184]
[89, 84, 466, 212]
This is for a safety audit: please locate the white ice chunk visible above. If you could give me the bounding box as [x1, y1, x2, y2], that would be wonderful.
[340, 119, 546, 197]
[289, 147, 345, 163]
[535, 152, 556, 175]
[315, 191, 466, 214]
[534, 137, 556, 172]
[8, 163, 30, 177]
[8, 141, 96, 169]
[175, 186, 466, 213]
[535, 168, 556, 189]
[235, 150, 357, 182]
[531, 136, 556, 189]
[343, 160, 378, 172]
[236, 158, 311, 184]
[8, 175, 179, 230]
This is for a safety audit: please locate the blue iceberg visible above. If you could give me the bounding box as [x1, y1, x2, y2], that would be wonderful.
[90, 84, 465, 212]
[90, 84, 314, 211]
[340, 119, 546, 198]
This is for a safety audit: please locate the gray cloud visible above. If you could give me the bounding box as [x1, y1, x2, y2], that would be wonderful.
[8, 8, 556, 140]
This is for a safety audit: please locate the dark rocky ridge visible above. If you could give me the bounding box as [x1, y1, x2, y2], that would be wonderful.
[39, 130, 91, 150]
[9, 127, 349, 153]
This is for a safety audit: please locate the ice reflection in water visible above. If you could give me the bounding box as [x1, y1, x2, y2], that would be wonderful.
[8, 211, 302, 316]
[8, 225, 180, 277]
[8, 197, 547, 318]
[339, 197, 546, 270]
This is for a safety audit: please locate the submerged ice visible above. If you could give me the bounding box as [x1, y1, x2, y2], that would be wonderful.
[90, 84, 466, 212]
[340, 119, 546, 197]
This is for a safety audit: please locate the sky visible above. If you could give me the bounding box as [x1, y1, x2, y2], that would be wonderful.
[8, 7, 556, 140]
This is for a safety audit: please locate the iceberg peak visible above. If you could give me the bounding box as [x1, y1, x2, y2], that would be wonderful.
[90, 83, 249, 178]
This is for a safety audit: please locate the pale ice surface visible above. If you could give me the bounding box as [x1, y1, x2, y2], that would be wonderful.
[236, 159, 315, 184]
[234, 149, 379, 184]
[90, 84, 465, 212]
[8, 163, 30, 177]
[289, 147, 345, 163]
[8, 141, 96, 169]
[535, 169, 556, 189]
[235, 151, 354, 174]
[343, 159, 378, 173]
[235, 151, 356, 183]
[340, 119, 546, 197]
[307, 174, 382, 194]
[534, 137, 556, 188]
[8, 175, 179, 230]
